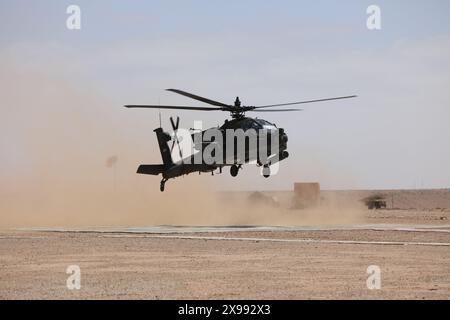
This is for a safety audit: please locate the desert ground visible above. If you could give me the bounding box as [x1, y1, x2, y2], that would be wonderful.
[0, 189, 449, 299]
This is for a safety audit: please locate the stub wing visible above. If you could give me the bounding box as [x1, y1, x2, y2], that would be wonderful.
[137, 164, 165, 175]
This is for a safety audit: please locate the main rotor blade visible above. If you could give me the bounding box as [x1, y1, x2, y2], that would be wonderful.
[166, 89, 231, 108]
[248, 109, 303, 112]
[125, 105, 223, 111]
[254, 95, 357, 108]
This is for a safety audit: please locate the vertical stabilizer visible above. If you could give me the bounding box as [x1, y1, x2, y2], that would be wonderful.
[154, 128, 173, 166]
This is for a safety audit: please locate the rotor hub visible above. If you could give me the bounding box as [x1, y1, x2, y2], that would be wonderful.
[234, 97, 241, 107]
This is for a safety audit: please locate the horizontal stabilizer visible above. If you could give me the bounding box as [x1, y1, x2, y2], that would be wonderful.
[137, 164, 165, 175]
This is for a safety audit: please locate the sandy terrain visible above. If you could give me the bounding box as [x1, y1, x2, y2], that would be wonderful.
[1, 190, 450, 299]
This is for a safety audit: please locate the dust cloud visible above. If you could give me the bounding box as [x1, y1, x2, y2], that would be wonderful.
[0, 56, 364, 229]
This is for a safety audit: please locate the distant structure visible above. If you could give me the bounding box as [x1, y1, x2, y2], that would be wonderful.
[292, 182, 320, 209]
[362, 194, 387, 210]
[105, 155, 119, 192]
[105, 155, 118, 168]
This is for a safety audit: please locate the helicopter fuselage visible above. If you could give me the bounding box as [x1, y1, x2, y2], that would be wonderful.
[137, 117, 289, 191]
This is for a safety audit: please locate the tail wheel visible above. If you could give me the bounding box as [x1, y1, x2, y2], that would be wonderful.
[263, 165, 271, 178]
[160, 180, 166, 192]
[230, 165, 239, 177]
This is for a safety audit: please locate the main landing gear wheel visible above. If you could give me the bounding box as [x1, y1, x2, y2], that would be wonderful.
[230, 165, 239, 177]
[160, 179, 166, 192]
[262, 165, 271, 178]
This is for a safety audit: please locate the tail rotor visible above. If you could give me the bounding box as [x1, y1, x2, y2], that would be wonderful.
[169, 116, 183, 160]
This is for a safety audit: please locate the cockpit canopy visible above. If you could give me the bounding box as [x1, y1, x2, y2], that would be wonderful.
[221, 117, 277, 131]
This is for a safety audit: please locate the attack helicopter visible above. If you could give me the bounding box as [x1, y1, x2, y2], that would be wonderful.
[125, 89, 356, 191]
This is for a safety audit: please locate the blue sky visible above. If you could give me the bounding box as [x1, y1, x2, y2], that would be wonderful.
[2, 1, 449, 44]
[1, 1, 450, 191]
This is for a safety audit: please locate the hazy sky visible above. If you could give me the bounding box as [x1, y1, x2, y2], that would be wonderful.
[1, 0, 450, 191]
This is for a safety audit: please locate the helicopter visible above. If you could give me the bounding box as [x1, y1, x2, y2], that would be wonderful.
[125, 89, 356, 191]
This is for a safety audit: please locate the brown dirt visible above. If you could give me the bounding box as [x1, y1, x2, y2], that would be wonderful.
[1, 206, 449, 300]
